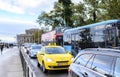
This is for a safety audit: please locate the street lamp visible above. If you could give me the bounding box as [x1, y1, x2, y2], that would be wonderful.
[38, 29, 39, 44]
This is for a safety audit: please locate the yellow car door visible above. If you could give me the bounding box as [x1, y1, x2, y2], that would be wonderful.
[37, 47, 45, 65]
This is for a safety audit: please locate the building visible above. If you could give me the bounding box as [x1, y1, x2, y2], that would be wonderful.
[17, 28, 40, 45]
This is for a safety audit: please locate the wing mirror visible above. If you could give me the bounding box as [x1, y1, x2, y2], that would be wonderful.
[39, 51, 44, 55]
[67, 51, 71, 54]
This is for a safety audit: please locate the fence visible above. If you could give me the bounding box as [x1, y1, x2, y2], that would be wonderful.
[19, 47, 38, 77]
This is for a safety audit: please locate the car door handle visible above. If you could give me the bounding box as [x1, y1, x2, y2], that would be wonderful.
[82, 72, 88, 77]
[104, 74, 113, 77]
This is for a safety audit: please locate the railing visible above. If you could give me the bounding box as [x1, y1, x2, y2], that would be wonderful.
[19, 47, 38, 77]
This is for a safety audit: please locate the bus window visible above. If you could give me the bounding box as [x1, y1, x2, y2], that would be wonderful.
[116, 23, 120, 46]
[105, 24, 117, 47]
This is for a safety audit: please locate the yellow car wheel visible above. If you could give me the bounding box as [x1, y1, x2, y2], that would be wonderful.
[42, 62, 48, 73]
[37, 61, 40, 67]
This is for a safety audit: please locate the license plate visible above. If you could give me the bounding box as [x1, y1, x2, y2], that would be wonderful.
[58, 63, 67, 66]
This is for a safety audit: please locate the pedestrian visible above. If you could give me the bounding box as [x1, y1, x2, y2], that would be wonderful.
[0, 44, 4, 55]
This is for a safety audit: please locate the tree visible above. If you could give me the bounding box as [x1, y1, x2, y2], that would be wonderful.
[37, 12, 53, 26]
[71, 2, 86, 27]
[32, 30, 44, 44]
[37, 1, 73, 29]
[83, 0, 103, 23]
[50, 2, 65, 28]
[100, 0, 120, 19]
[58, 0, 73, 27]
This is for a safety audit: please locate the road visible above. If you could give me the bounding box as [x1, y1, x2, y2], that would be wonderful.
[30, 57, 68, 77]
[21, 46, 69, 77]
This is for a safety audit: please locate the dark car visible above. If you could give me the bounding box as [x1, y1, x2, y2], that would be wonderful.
[68, 48, 120, 77]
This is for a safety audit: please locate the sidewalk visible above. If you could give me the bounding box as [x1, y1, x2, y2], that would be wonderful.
[0, 47, 24, 77]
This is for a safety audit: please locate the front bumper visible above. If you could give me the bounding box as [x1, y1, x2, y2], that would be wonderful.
[44, 61, 72, 70]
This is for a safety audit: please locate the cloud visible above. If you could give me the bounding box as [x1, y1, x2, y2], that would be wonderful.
[72, 0, 83, 3]
[0, 0, 82, 15]
[0, 35, 16, 43]
[18, 0, 44, 8]
[0, 18, 40, 37]
[0, 0, 25, 14]
[0, 0, 57, 15]
[0, 18, 38, 26]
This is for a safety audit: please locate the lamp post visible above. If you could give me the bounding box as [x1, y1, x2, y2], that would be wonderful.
[38, 29, 39, 44]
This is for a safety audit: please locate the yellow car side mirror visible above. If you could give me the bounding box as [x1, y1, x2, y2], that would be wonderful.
[39, 51, 44, 55]
[67, 51, 71, 54]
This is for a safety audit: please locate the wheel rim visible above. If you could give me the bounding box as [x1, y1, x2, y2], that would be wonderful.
[42, 64, 45, 72]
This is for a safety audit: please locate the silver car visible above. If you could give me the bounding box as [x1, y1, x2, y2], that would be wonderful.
[68, 48, 120, 77]
[29, 44, 42, 58]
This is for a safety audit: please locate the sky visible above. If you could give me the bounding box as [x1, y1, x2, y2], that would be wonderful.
[0, 0, 80, 42]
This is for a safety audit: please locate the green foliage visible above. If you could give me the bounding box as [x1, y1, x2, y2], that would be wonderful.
[101, 0, 120, 19]
[71, 3, 86, 27]
[37, 0, 120, 30]
[32, 30, 44, 44]
[59, 0, 73, 27]
[83, 0, 103, 23]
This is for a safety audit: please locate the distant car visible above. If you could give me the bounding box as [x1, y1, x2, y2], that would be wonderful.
[23, 43, 34, 54]
[37, 43, 74, 73]
[29, 44, 42, 58]
[68, 48, 120, 77]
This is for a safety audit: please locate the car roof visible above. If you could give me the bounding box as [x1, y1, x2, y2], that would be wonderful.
[44, 45, 63, 48]
[31, 44, 42, 46]
[78, 48, 120, 57]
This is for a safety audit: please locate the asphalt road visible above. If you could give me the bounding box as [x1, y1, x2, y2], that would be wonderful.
[20, 46, 69, 77]
[30, 58, 68, 77]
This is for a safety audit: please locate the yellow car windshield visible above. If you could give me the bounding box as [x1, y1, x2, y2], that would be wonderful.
[46, 47, 66, 54]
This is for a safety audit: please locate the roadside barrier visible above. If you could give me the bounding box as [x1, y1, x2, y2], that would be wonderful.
[19, 47, 38, 77]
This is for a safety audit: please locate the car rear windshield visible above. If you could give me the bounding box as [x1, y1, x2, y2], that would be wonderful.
[46, 47, 66, 54]
[32, 46, 41, 49]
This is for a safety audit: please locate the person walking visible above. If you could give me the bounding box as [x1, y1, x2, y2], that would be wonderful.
[0, 44, 4, 55]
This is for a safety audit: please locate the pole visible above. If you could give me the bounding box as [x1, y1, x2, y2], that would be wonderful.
[38, 30, 39, 44]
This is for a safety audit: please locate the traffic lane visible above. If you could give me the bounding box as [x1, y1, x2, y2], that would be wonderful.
[30, 58, 68, 77]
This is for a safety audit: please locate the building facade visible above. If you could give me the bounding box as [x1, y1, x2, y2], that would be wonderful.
[17, 28, 40, 45]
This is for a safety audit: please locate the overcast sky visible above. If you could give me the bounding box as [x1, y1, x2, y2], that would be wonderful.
[0, 0, 81, 42]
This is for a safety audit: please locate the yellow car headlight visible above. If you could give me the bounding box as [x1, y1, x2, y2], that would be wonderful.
[45, 58, 53, 62]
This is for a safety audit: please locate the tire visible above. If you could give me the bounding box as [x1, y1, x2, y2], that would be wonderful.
[37, 62, 40, 67]
[29, 52, 31, 58]
[42, 62, 48, 73]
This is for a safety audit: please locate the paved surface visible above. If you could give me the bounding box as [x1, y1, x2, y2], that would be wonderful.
[30, 59, 68, 77]
[0, 47, 24, 77]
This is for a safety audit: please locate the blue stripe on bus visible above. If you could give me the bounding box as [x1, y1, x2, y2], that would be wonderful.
[64, 20, 120, 33]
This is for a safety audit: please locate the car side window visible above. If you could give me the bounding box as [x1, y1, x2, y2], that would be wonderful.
[92, 55, 114, 75]
[74, 54, 93, 66]
[114, 57, 120, 77]
[86, 55, 94, 68]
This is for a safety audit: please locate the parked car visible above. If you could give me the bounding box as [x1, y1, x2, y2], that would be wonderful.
[37, 43, 74, 73]
[29, 44, 42, 58]
[68, 48, 120, 77]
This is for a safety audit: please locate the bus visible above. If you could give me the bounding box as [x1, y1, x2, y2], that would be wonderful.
[41, 26, 71, 46]
[41, 30, 63, 46]
[63, 19, 120, 56]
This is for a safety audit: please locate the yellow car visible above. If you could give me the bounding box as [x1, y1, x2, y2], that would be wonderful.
[37, 44, 74, 73]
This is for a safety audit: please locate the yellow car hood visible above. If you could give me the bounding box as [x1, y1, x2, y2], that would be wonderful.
[45, 54, 73, 61]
